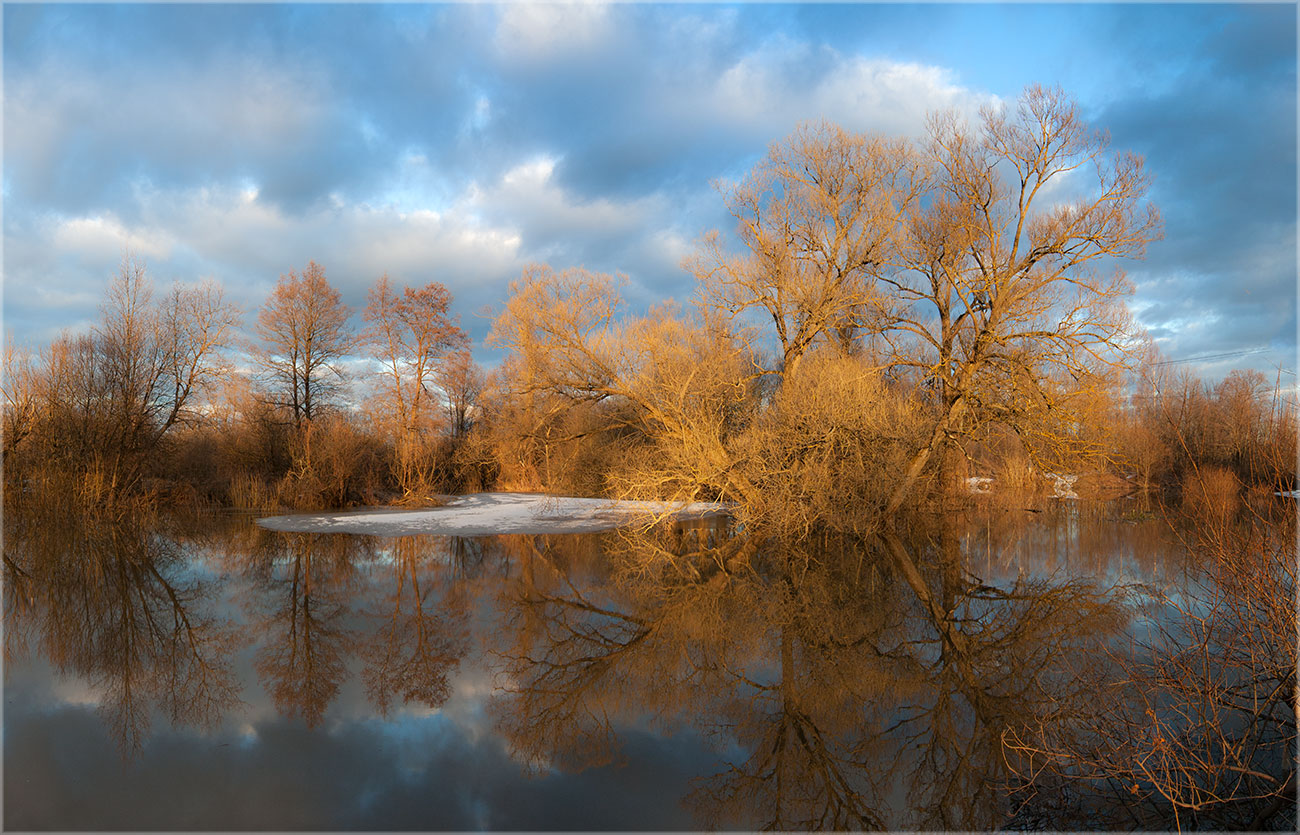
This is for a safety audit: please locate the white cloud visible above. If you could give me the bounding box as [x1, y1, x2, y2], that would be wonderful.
[810, 57, 997, 136]
[52, 214, 175, 263]
[698, 45, 998, 141]
[494, 1, 613, 63]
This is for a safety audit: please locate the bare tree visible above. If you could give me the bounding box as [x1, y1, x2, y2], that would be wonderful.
[438, 347, 484, 439]
[2, 256, 240, 496]
[691, 122, 923, 376]
[362, 275, 467, 493]
[155, 278, 242, 434]
[253, 261, 354, 428]
[96, 256, 241, 439]
[878, 84, 1161, 515]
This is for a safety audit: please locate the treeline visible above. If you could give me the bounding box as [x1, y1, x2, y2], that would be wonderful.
[3, 85, 1294, 517]
[2, 257, 487, 511]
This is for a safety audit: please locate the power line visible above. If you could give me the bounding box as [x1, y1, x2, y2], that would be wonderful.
[1151, 347, 1272, 366]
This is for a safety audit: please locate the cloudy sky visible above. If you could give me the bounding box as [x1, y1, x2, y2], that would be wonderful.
[4, 2, 1295, 380]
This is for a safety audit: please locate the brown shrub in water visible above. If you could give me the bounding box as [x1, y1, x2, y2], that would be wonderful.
[226, 471, 280, 511]
[1005, 498, 1296, 830]
[1180, 465, 1240, 520]
[997, 452, 1041, 494]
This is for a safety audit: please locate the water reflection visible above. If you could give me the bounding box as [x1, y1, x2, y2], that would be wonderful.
[248, 532, 368, 728]
[2, 500, 1224, 829]
[3, 509, 242, 756]
[491, 520, 1134, 829]
[362, 536, 469, 716]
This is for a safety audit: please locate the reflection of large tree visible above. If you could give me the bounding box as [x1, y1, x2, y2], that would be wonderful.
[883, 525, 1124, 829]
[685, 552, 909, 831]
[2, 508, 241, 756]
[250, 532, 363, 727]
[362, 535, 469, 715]
[491, 520, 1125, 829]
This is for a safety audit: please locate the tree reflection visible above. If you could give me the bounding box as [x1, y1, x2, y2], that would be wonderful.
[490, 516, 1130, 829]
[248, 531, 364, 727]
[362, 535, 469, 715]
[2, 507, 242, 757]
[884, 525, 1127, 829]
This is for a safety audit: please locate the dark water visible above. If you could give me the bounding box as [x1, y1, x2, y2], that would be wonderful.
[0, 500, 1237, 829]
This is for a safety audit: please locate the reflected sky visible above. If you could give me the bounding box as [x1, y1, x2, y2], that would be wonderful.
[3, 502, 1196, 830]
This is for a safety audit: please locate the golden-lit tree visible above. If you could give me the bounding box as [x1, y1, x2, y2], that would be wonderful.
[487, 264, 759, 500]
[253, 261, 354, 428]
[691, 122, 923, 375]
[362, 275, 468, 494]
[879, 84, 1161, 514]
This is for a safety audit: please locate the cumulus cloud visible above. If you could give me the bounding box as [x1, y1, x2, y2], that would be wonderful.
[705, 43, 996, 141]
[51, 214, 176, 264]
[3, 2, 1293, 380]
[494, 1, 614, 64]
[5, 154, 699, 352]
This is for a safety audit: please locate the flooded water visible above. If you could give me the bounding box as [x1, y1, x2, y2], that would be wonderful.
[0, 499, 1281, 829]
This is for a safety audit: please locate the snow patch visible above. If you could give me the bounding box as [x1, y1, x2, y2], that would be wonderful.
[256, 492, 728, 537]
[1046, 473, 1079, 499]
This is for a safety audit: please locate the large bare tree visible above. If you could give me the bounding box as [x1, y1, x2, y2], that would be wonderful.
[878, 84, 1161, 514]
[691, 122, 924, 376]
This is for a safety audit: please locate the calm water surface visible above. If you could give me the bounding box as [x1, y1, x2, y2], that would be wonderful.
[3, 501, 1193, 830]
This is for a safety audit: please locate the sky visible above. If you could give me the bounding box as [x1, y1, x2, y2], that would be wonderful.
[3, 2, 1296, 382]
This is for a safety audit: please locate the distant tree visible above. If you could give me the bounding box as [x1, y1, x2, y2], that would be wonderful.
[95, 257, 242, 453]
[2, 339, 39, 458]
[438, 347, 484, 439]
[362, 275, 467, 493]
[1, 256, 241, 496]
[253, 261, 354, 428]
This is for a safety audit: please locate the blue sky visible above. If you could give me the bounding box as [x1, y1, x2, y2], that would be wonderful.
[4, 2, 1296, 380]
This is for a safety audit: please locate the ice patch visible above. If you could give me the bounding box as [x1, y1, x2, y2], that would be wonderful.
[255, 492, 729, 537]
